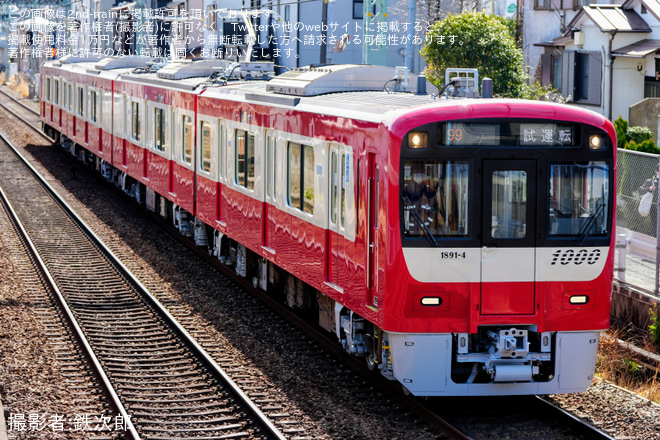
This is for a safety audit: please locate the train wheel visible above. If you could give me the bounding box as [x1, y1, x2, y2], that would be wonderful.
[365, 353, 378, 371]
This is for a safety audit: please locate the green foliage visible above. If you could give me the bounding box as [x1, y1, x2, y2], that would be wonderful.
[617, 118, 659, 153]
[421, 12, 526, 98]
[627, 126, 654, 144]
[614, 115, 629, 150]
[637, 139, 660, 154]
[650, 305, 660, 346]
[618, 358, 643, 380]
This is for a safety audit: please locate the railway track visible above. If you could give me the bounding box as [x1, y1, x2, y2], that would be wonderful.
[0, 86, 50, 140]
[0, 132, 285, 438]
[0, 82, 651, 439]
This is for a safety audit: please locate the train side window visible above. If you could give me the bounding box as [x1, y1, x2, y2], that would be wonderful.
[154, 107, 166, 152]
[182, 115, 193, 164]
[90, 90, 98, 123]
[53, 80, 59, 106]
[288, 142, 314, 214]
[200, 120, 212, 173]
[330, 151, 338, 224]
[341, 153, 347, 228]
[63, 82, 67, 110]
[235, 129, 255, 189]
[77, 86, 84, 117]
[45, 78, 51, 102]
[218, 121, 226, 179]
[131, 101, 141, 142]
[266, 134, 275, 199]
[68, 84, 72, 111]
[102, 91, 112, 133]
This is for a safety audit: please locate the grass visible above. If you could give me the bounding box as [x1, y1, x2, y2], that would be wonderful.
[5, 73, 30, 97]
[597, 326, 660, 403]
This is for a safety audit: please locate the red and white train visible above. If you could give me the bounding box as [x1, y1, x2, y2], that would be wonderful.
[40, 55, 615, 396]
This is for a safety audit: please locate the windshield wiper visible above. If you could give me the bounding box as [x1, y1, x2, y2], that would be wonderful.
[574, 202, 605, 246]
[402, 196, 438, 247]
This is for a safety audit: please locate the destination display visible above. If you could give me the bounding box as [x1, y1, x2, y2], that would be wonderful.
[440, 122, 577, 147]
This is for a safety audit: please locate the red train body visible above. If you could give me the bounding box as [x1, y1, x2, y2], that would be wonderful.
[41, 56, 616, 396]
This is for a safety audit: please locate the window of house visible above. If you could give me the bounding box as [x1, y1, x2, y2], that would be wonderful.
[206, 5, 216, 31]
[536, 0, 550, 9]
[288, 142, 314, 214]
[353, 0, 364, 18]
[552, 55, 562, 91]
[575, 53, 589, 101]
[236, 129, 255, 189]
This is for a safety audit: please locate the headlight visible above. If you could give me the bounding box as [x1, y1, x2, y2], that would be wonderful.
[589, 134, 606, 150]
[408, 132, 428, 149]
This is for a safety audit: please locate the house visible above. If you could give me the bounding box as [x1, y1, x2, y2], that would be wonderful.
[535, 2, 660, 125]
[522, 0, 588, 84]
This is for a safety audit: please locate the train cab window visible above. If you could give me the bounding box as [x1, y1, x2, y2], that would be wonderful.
[491, 170, 527, 239]
[235, 129, 255, 189]
[182, 115, 193, 164]
[288, 142, 315, 214]
[131, 102, 141, 142]
[402, 160, 469, 238]
[90, 91, 98, 123]
[154, 107, 166, 152]
[77, 87, 84, 117]
[548, 161, 610, 237]
[200, 121, 212, 173]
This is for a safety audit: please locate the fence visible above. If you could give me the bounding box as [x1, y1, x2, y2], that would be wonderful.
[616, 148, 660, 294]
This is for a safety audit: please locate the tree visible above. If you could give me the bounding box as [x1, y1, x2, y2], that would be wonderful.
[421, 12, 527, 97]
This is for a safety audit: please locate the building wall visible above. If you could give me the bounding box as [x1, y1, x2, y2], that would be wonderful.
[522, 0, 580, 81]
[613, 57, 646, 122]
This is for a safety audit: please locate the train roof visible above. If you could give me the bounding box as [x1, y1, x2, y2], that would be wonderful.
[202, 81, 442, 122]
[42, 57, 609, 129]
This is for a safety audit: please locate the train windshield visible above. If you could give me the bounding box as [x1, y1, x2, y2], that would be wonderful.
[402, 160, 469, 238]
[548, 161, 610, 238]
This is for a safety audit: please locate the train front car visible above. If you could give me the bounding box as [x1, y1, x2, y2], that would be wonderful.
[384, 100, 615, 396]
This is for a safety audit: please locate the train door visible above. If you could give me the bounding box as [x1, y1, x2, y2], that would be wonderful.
[263, 130, 276, 251]
[366, 153, 378, 307]
[327, 145, 342, 287]
[480, 160, 537, 315]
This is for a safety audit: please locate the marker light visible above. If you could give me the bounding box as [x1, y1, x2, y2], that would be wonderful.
[420, 296, 442, 306]
[569, 294, 590, 305]
[589, 134, 605, 150]
[408, 132, 428, 149]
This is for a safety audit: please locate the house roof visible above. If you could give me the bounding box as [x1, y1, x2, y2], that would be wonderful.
[566, 4, 650, 33]
[612, 38, 660, 57]
[534, 35, 573, 47]
[622, 0, 660, 22]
